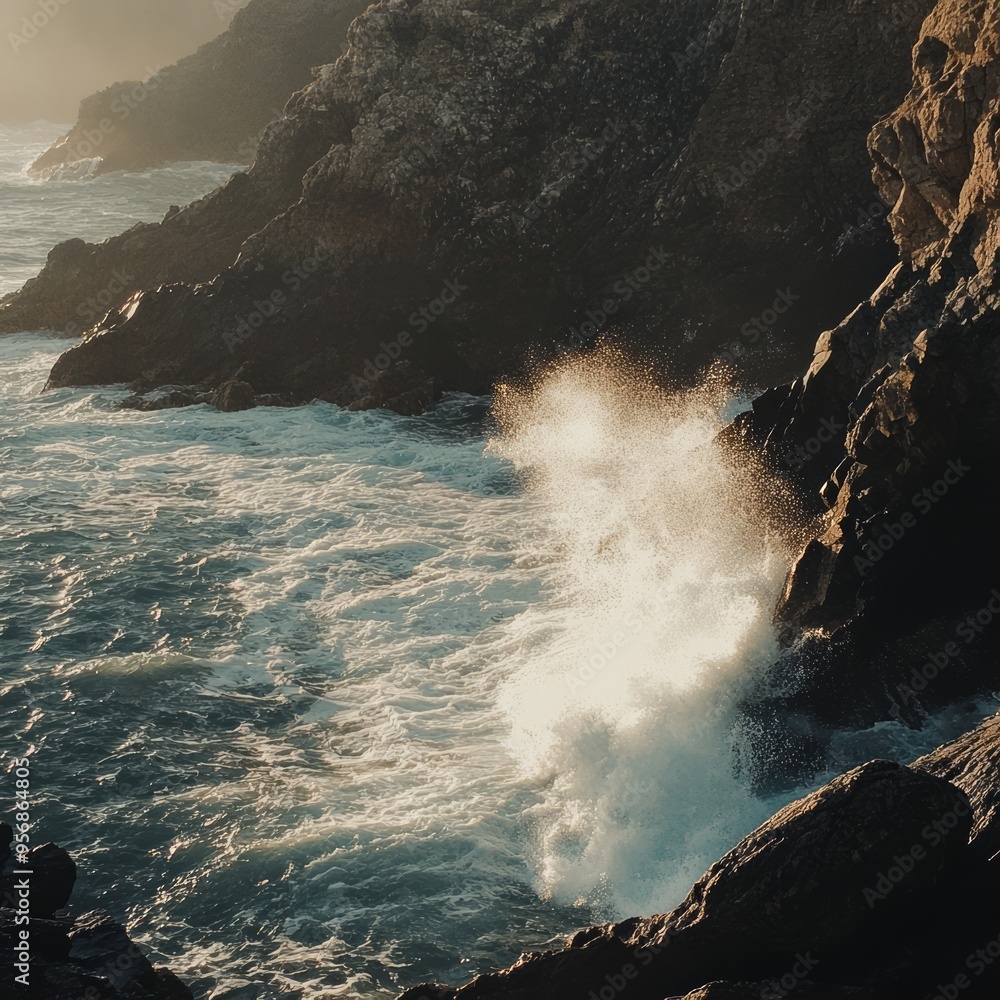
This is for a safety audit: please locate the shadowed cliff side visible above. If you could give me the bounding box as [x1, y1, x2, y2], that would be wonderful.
[729, 0, 1000, 736]
[1, 0, 932, 410]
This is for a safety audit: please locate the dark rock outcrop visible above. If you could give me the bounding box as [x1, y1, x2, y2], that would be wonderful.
[29, 0, 370, 179]
[2, 0, 934, 411]
[398, 759, 994, 1000]
[0, 817, 191, 998]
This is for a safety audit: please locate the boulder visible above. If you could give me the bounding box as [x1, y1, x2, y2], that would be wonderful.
[211, 378, 258, 413]
[397, 761, 973, 1000]
[26, 843, 77, 917]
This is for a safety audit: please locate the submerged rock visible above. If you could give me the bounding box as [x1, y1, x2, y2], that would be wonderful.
[211, 377, 258, 412]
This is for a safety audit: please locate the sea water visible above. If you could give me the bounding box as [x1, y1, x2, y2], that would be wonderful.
[0, 123, 994, 998]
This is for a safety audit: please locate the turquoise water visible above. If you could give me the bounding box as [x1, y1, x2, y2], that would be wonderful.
[1, 125, 992, 999]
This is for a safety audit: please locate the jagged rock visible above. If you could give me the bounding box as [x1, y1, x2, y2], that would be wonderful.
[2, 0, 933, 406]
[0, 816, 192, 998]
[915, 712, 1000, 862]
[26, 844, 77, 917]
[397, 761, 974, 1000]
[29, 0, 370, 178]
[343, 361, 439, 415]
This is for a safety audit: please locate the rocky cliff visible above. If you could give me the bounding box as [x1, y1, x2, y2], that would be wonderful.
[28, 0, 370, 179]
[2, 0, 932, 411]
[729, 0, 1000, 737]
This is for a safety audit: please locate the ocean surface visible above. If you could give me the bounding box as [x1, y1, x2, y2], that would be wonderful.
[1, 122, 996, 998]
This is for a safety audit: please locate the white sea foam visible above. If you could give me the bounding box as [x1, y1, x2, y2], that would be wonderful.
[486, 350, 800, 914]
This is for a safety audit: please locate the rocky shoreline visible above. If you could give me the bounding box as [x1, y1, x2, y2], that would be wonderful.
[1, 822, 191, 998]
[2, 0, 932, 408]
[398, 714, 1000, 1000]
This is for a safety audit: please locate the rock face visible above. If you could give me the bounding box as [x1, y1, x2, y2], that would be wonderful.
[397, 756, 1000, 1000]
[0, 818, 191, 998]
[728, 0, 1000, 732]
[2, 0, 933, 411]
[28, 0, 370, 179]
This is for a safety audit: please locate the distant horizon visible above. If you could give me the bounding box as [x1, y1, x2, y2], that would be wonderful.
[0, 0, 249, 124]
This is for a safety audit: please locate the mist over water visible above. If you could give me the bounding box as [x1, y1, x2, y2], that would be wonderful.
[2, 132, 994, 998]
[0, 0, 249, 124]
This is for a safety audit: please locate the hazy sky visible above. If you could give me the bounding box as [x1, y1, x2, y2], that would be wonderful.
[1, 0, 251, 124]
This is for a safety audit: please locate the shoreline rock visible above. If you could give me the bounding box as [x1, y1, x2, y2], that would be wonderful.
[397, 718, 1000, 1000]
[0, 819, 191, 998]
[724, 0, 1000, 741]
